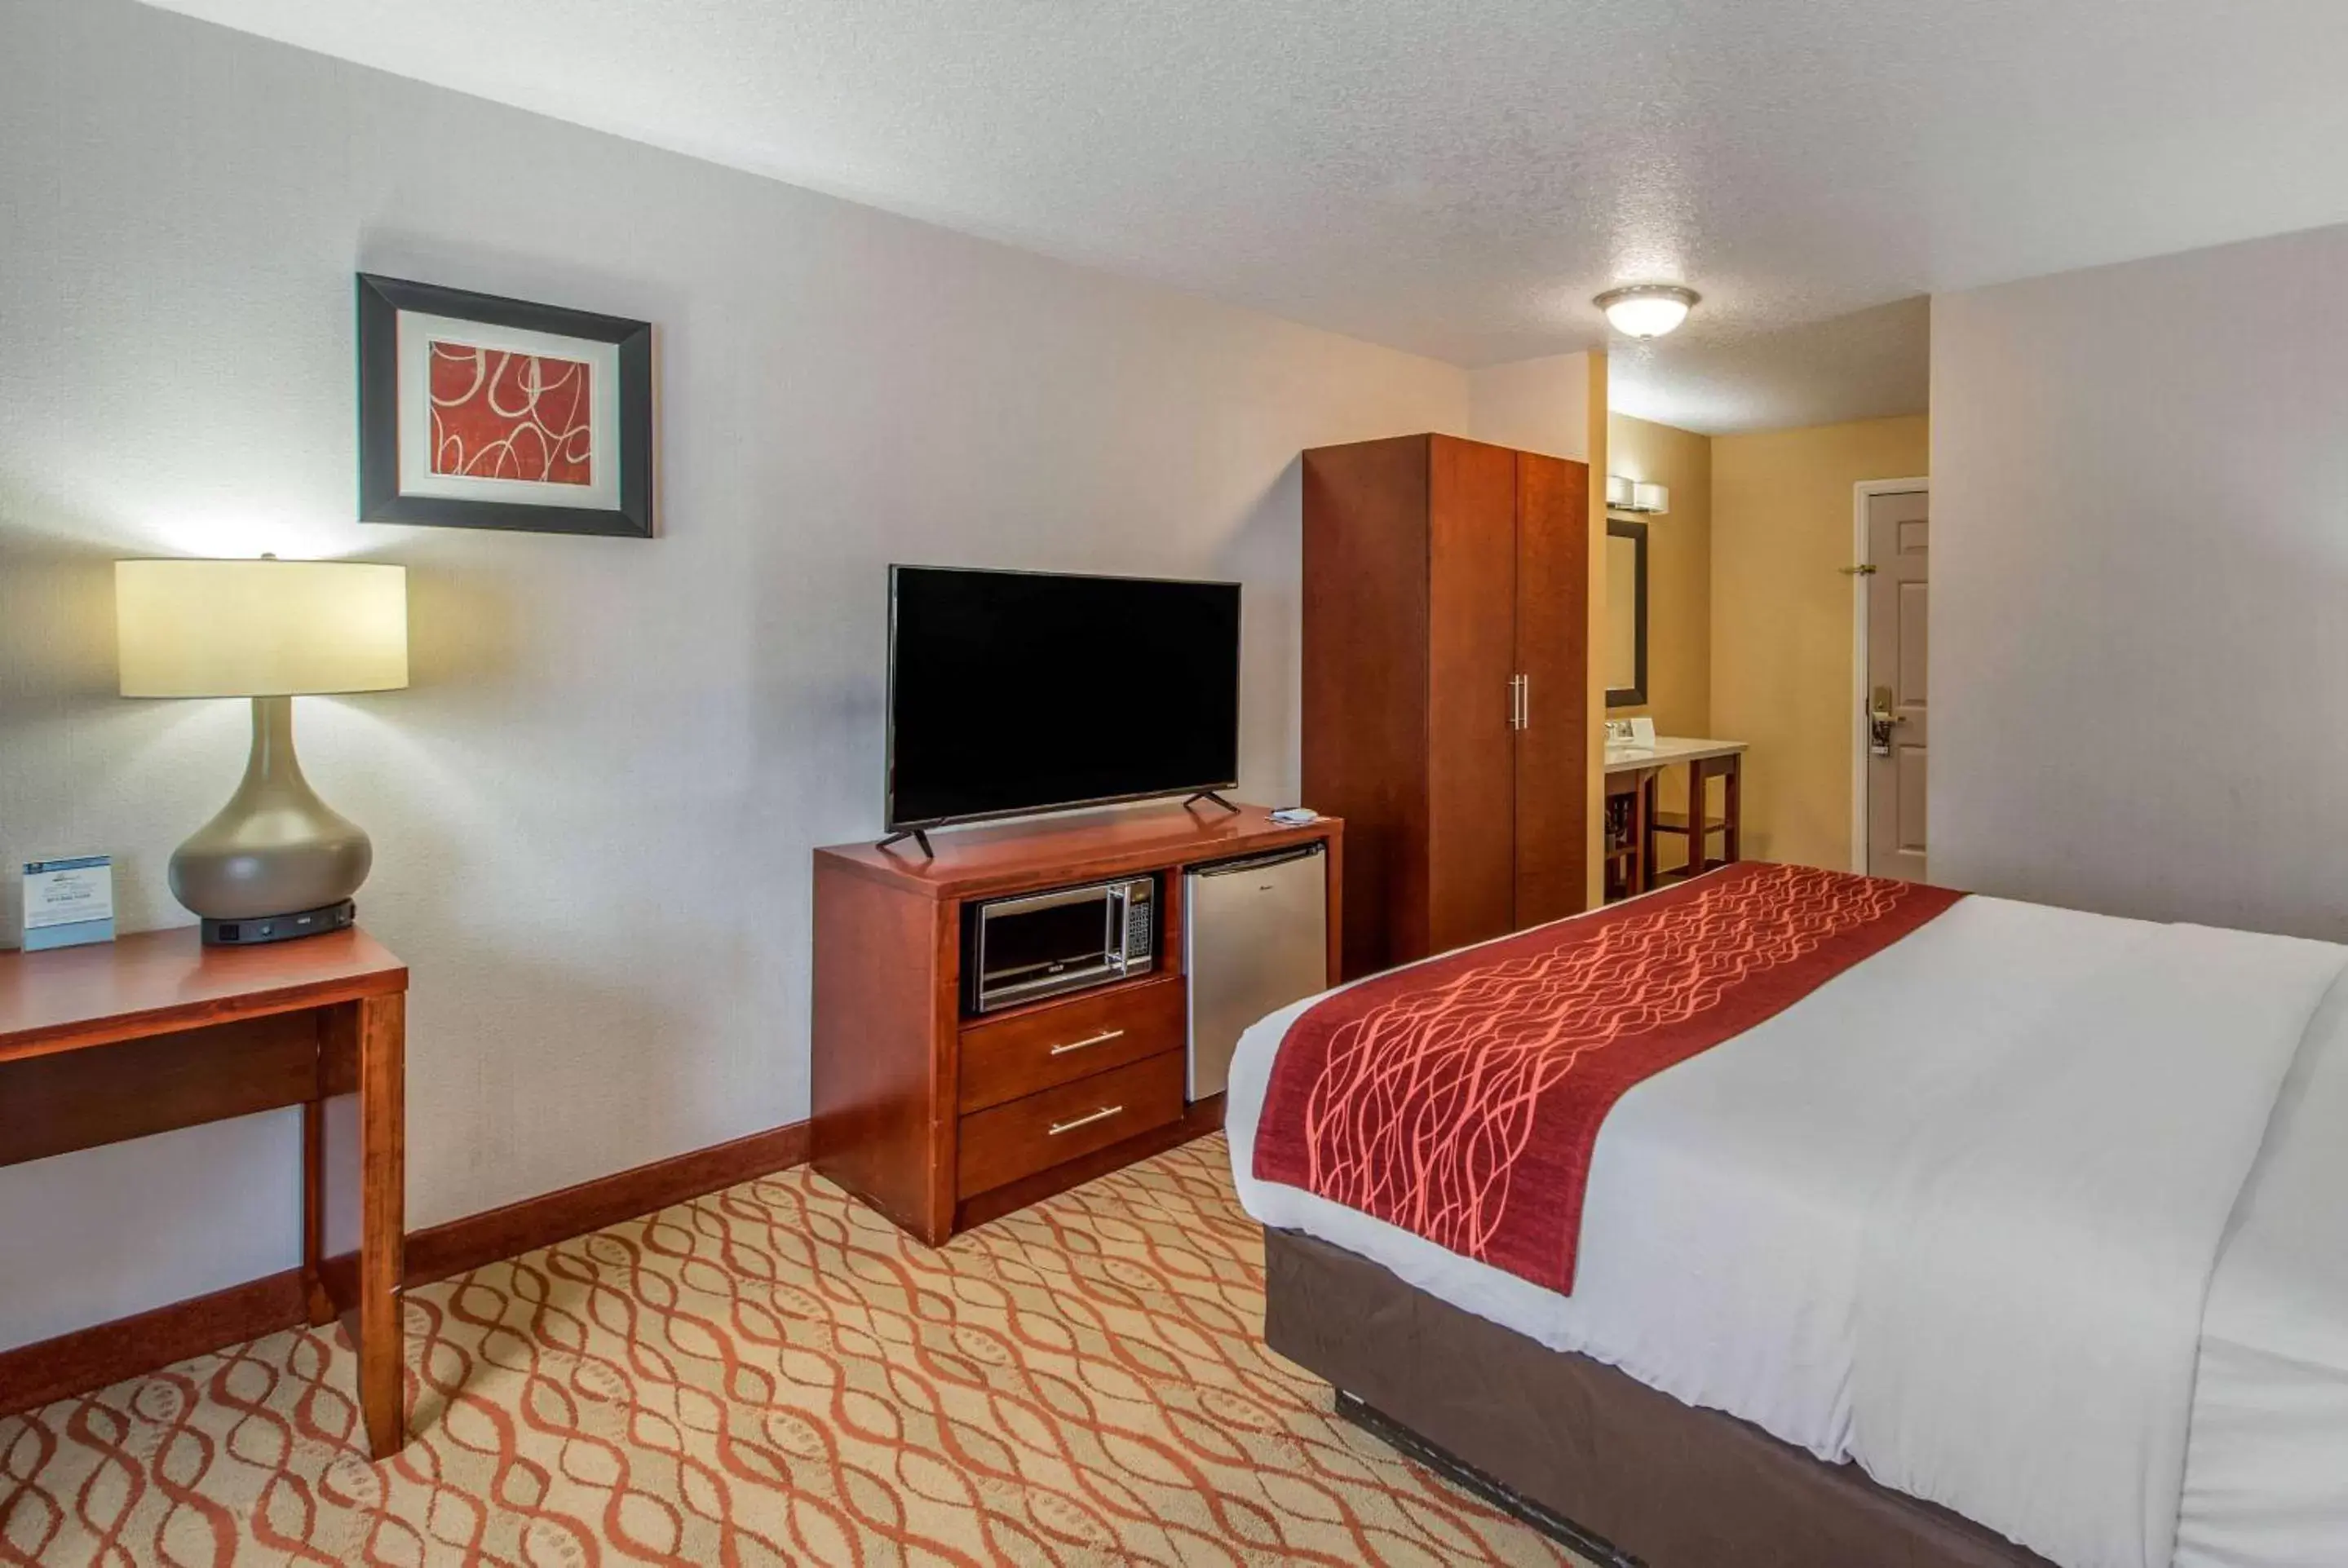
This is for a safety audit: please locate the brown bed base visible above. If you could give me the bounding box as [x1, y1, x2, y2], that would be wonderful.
[1264, 1229, 2055, 1568]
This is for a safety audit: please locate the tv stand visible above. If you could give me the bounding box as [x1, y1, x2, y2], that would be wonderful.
[1183, 790, 1242, 814]
[875, 828, 935, 857]
[812, 801, 1342, 1244]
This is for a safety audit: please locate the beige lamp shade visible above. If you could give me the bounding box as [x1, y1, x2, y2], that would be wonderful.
[117, 559, 409, 697]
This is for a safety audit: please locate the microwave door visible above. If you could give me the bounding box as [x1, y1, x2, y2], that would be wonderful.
[988, 899, 1106, 980]
[975, 884, 1124, 1009]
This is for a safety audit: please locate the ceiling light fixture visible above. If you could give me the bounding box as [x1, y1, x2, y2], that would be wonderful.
[1594, 284, 1699, 338]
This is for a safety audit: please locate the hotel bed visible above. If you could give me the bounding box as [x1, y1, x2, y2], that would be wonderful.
[1226, 865, 2348, 1568]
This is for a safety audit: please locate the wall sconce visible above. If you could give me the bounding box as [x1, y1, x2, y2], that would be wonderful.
[1607, 475, 1669, 515]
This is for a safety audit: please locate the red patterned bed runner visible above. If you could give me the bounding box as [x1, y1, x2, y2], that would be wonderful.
[1251, 862, 1966, 1292]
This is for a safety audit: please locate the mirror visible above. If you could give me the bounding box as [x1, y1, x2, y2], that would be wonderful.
[1605, 519, 1649, 707]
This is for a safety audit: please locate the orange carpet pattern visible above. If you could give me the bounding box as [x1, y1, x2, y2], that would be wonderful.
[0, 1135, 1581, 1566]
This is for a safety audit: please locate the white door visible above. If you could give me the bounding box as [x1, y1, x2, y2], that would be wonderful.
[1865, 491, 1928, 881]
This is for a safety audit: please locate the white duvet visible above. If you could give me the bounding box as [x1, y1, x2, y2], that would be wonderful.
[1227, 893, 2348, 1568]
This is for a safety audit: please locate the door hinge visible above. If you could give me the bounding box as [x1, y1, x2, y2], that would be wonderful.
[1838, 563, 1877, 576]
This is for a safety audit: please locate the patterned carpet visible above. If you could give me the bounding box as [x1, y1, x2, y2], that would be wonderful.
[0, 1135, 1581, 1566]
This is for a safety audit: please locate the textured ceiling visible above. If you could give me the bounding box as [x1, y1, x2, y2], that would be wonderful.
[147, 0, 2348, 430]
[1611, 298, 1930, 436]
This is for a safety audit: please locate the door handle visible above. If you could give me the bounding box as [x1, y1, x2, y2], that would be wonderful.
[1048, 1028, 1125, 1056]
[1868, 683, 1899, 755]
[1048, 1105, 1124, 1137]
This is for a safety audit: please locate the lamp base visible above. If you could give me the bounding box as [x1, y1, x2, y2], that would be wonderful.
[201, 899, 356, 947]
[170, 695, 374, 923]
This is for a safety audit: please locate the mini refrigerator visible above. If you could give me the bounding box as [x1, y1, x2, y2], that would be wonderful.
[1185, 843, 1329, 1100]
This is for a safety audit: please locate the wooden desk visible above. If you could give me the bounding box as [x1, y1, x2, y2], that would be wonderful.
[0, 927, 409, 1457]
[1602, 737, 1748, 897]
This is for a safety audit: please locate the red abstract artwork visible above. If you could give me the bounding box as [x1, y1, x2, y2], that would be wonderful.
[428, 341, 594, 485]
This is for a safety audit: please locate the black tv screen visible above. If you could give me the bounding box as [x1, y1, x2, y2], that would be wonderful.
[887, 566, 1241, 830]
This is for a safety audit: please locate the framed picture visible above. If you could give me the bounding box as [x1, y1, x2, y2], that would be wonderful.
[356, 273, 653, 537]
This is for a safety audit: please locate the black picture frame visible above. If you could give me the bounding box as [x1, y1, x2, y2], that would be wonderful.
[356, 273, 654, 537]
[1605, 516, 1649, 709]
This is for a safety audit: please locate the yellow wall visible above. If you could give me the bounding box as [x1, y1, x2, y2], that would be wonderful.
[1604, 413, 1711, 738]
[1709, 414, 1929, 869]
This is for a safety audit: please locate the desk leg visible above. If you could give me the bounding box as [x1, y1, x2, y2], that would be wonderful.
[1722, 754, 1743, 864]
[350, 992, 406, 1459]
[299, 1100, 335, 1327]
[1638, 771, 1657, 890]
[1687, 760, 1713, 875]
[319, 994, 407, 1457]
[1632, 771, 1652, 895]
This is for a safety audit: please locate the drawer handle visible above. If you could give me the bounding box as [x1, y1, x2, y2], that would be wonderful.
[1048, 1104, 1125, 1137]
[1049, 1028, 1125, 1057]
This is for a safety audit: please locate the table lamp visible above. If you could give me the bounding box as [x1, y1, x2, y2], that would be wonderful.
[116, 556, 409, 945]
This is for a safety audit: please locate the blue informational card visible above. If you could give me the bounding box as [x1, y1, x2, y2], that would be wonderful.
[23, 855, 116, 951]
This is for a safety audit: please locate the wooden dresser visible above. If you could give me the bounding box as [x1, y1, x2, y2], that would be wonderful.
[811, 802, 1342, 1243]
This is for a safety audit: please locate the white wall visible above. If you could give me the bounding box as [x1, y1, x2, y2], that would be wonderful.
[1467, 354, 1592, 461]
[0, 0, 1468, 1349]
[1931, 223, 2348, 938]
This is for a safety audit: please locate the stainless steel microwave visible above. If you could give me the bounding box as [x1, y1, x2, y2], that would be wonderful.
[965, 876, 1156, 1014]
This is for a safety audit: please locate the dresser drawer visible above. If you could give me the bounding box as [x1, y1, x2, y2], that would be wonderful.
[957, 976, 1186, 1115]
[957, 1050, 1184, 1199]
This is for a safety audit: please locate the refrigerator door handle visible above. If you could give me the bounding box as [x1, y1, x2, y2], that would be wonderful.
[1194, 844, 1324, 877]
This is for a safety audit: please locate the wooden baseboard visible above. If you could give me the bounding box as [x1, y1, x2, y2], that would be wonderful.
[403, 1118, 809, 1285]
[0, 1118, 810, 1423]
[0, 1270, 312, 1421]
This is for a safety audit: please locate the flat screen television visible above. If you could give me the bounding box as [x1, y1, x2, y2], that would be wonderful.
[887, 565, 1242, 831]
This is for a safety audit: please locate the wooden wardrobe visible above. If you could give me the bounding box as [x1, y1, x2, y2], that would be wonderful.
[1302, 433, 1590, 979]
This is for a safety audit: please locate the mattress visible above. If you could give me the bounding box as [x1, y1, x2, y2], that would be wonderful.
[1228, 892, 2348, 1568]
[1265, 1226, 2056, 1568]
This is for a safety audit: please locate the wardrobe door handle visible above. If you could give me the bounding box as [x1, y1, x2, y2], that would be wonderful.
[1519, 672, 1531, 727]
